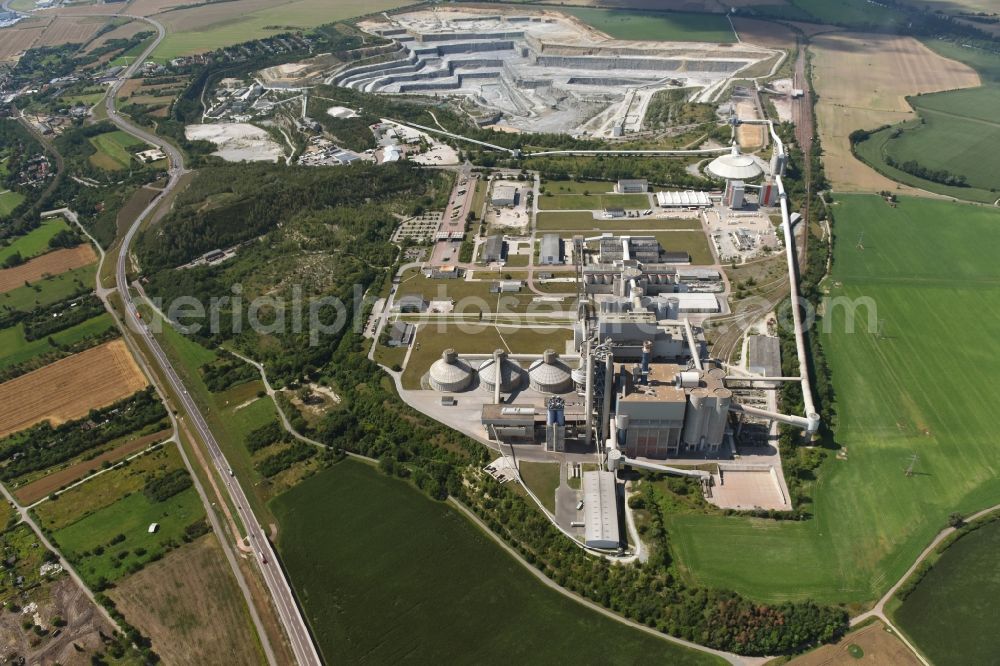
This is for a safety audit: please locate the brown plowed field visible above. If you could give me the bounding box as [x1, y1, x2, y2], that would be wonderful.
[811, 33, 980, 193]
[789, 620, 920, 666]
[0, 339, 148, 438]
[0, 245, 97, 293]
[14, 428, 171, 505]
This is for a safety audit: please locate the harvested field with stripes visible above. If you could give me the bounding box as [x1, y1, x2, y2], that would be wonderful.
[0, 245, 97, 293]
[0, 339, 148, 437]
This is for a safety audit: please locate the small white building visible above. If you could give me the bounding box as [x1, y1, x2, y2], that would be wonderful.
[615, 178, 647, 194]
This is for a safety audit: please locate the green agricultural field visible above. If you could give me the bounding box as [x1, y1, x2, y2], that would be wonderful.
[892, 519, 1000, 665]
[853, 43, 1000, 204]
[538, 193, 652, 211]
[0, 218, 71, 264]
[558, 7, 735, 43]
[0, 191, 24, 218]
[89, 130, 145, 171]
[665, 196, 1000, 606]
[1, 264, 96, 312]
[51, 485, 204, 587]
[271, 460, 722, 665]
[854, 127, 999, 204]
[785, 0, 906, 27]
[0, 313, 115, 369]
[152, 0, 415, 61]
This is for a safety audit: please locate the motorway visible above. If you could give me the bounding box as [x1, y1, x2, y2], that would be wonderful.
[98, 15, 322, 666]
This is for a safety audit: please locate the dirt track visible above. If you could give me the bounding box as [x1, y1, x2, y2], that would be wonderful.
[0, 245, 97, 293]
[0, 339, 148, 437]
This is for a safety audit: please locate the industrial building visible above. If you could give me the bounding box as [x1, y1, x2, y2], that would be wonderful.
[481, 234, 505, 263]
[615, 178, 647, 194]
[582, 471, 620, 549]
[539, 234, 563, 264]
[393, 295, 427, 313]
[491, 185, 518, 207]
[614, 357, 732, 458]
[656, 190, 712, 208]
[387, 321, 414, 347]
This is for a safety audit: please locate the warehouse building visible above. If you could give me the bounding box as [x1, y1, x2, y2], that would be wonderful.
[491, 185, 518, 207]
[393, 295, 427, 313]
[539, 234, 562, 265]
[481, 234, 505, 263]
[582, 470, 621, 549]
[656, 190, 712, 208]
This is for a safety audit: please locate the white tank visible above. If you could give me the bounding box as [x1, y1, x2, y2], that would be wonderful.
[607, 448, 623, 471]
[479, 350, 523, 393]
[677, 371, 700, 388]
[528, 350, 572, 394]
[428, 349, 473, 392]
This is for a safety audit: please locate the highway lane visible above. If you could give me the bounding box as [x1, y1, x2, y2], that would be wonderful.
[100, 16, 322, 666]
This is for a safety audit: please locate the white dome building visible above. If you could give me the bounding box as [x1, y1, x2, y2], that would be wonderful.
[429, 349, 473, 392]
[528, 350, 572, 394]
[707, 143, 763, 180]
[479, 350, 523, 393]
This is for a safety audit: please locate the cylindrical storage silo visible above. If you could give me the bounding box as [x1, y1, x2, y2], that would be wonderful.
[708, 367, 727, 382]
[607, 447, 623, 471]
[705, 387, 732, 446]
[428, 349, 473, 392]
[682, 387, 709, 448]
[666, 297, 680, 319]
[546, 396, 565, 426]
